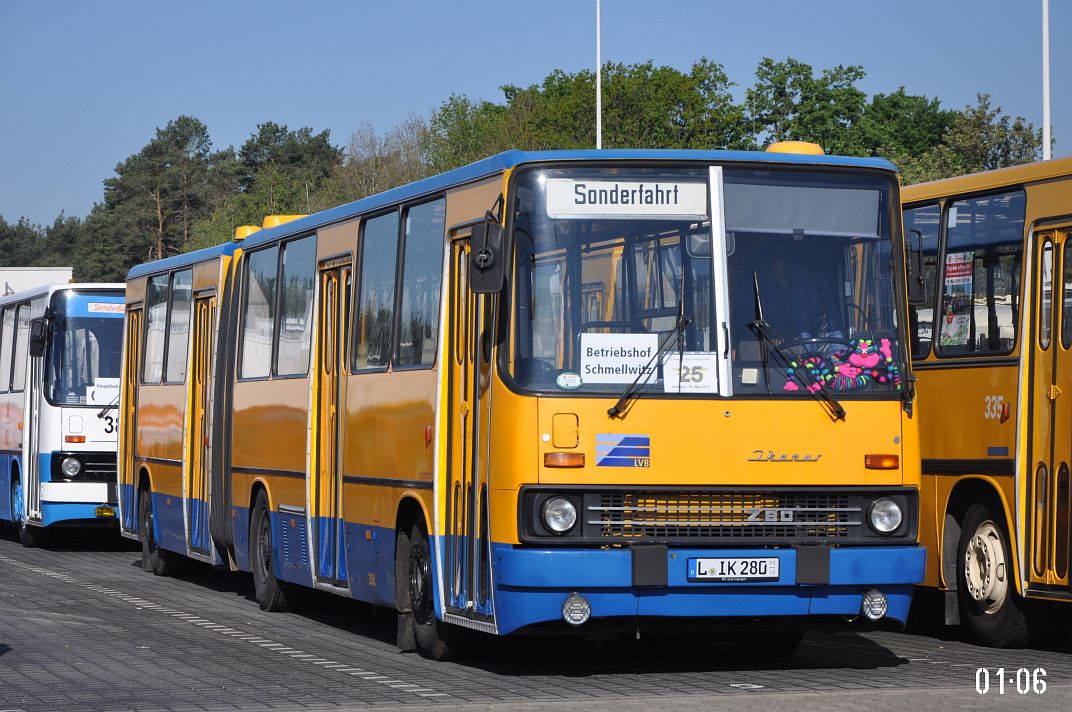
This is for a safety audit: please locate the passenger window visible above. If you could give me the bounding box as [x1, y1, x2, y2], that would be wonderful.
[165, 270, 193, 383]
[353, 212, 399, 370]
[275, 236, 317, 376]
[903, 203, 941, 358]
[240, 246, 280, 379]
[0, 308, 12, 392]
[143, 275, 169, 382]
[1063, 239, 1072, 349]
[936, 190, 1025, 356]
[397, 199, 445, 367]
[1040, 240, 1054, 350]
[11, 304, 30, 391]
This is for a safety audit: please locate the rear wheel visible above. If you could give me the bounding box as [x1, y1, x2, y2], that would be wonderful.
[408, 521, 463, 660]
[139, 488, 173, 576]
[250, 491, 295, 612]
[733, 630, 804, 659]
[957, 502, 1030, 647]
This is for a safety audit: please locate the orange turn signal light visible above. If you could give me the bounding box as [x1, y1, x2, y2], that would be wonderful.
[64, 435, 86, 444]
[864, 454, 899, 470]
[544, 452, 585, 468]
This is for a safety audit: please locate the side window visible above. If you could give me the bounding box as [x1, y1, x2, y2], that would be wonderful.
[0, 308, 13, 392]
[143, 275, 169, 382]
[936, 190, 1026, 356]
[903, 203, 941, 358]
[1040, 239, 1054, 349]
[240, 246, 279, 379]
[353, 212, 400, 370]
[11, 304, 30, 391]
[397, 199, 445, 367]
[275, 235, 316, 376]
[165, 270, 193, 383]
[1063, 238, 1072, 349]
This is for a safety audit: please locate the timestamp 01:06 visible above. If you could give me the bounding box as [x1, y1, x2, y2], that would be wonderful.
[976, 667, 1047, 695]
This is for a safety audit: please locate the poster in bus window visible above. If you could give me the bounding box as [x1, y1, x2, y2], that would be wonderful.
[940, 251, 973, 347]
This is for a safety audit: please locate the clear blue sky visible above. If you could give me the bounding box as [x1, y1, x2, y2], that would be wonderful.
[1, 0, 1068, 226]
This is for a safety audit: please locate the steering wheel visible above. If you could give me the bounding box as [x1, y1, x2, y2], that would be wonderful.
[516, 358, 560, 384]
[779, 336, 851, 357]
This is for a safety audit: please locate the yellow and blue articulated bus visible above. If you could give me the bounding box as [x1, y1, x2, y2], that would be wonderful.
[0, 283, 126, 546]
[118, 147, 925, 659]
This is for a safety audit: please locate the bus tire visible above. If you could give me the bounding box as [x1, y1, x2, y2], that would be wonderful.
[139, 488, 172, 576]
[956, 502, 1030, 647]
[407, 521, 462, 660]
[250, 491, 293, 612]
[733, 629, 803, 659]
[11, 478, 41, 548]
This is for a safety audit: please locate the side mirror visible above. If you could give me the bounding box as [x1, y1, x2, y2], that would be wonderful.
[469, 218, 507, 294]
[28, 317, 48, 357]
[906, 229, 928, 306]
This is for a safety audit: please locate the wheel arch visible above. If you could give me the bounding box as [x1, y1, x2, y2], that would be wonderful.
[941, 476, 1020, 592]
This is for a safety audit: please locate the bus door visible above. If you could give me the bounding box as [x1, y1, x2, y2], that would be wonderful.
[186, 296, 214, 555]
[445, 236, 495, 624]
[119, 307, 141, 533]
[23, 305, 43, 524]
[1028, 228, 1072, 587]
[313, 259, 351, 587]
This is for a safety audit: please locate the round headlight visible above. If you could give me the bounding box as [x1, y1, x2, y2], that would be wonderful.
[542, 497, 577, 534]
[869, 498, 903, 534]
[60, 456, 82, 478]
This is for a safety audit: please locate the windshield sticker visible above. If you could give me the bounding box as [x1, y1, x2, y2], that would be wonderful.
[940, 251, 973, 347]
[546, 179, 708, 220]
[661, 352, 719, 393]
[579, 333, 659, 384]
[783, 338, 902, 393]
[87, 378, 120, 405]
[596, 433, 651, 468]
[556, 372, 583, 390]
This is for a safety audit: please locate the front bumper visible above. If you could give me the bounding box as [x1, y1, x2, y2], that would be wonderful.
[489, 543, 925, 635]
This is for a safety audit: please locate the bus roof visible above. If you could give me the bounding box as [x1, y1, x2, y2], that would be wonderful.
[902, 155, 1072, 204]
[236, 149, 898, 251]
[127, 240, 237, 281]
[0, 282, 124, 309]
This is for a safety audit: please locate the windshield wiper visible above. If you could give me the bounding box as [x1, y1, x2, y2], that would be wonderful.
[748, 271, 846, 422]
[607, 314, 691, 419]
[97, 393, 120, 419]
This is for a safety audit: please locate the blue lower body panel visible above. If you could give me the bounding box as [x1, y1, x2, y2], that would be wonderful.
[489, 544, 925, 635]
[39, 501, 117, 527]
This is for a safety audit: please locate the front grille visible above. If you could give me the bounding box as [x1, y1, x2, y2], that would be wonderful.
[519, 486, 918, 545]
[51, 452, 117, 482]
[589, 491, 857, 540]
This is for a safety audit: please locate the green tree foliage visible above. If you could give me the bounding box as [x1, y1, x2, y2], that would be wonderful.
[0, 59, 1049, 277]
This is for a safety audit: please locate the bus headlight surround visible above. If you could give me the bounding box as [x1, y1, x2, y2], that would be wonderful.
[868, 498, 903, 534]
[542, 496, 578, 534]
[60, 456, 82, 479]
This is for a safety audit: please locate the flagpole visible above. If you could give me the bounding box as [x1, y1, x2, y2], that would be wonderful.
[1043, 0, 1051, 160]
[596, 0, 602, 150]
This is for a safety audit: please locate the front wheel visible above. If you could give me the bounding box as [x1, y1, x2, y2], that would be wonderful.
[11, 478, 42, 548]
[957, 502, 1030, 647]
[407, 522, 463, 660]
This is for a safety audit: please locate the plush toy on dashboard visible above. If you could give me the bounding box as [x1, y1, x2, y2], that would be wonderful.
[783, 338, 902, 392]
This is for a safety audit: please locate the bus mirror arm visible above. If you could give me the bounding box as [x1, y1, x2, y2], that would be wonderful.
[906, 229, 927, 306]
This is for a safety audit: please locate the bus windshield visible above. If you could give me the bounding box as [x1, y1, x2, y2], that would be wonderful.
[510, 165, 903, 397]
[45, 290, 125, 406]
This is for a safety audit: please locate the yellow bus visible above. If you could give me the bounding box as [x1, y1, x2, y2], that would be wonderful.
[903, 156, 1072, 646]
[120, 146, 924, 659]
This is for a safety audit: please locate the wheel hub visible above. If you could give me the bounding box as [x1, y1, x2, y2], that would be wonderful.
[963, 520, 1008, 614]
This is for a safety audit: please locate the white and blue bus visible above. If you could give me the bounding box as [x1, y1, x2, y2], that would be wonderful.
[0, 283, 126, 546]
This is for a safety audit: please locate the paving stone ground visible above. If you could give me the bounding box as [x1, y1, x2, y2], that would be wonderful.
[1, 528, 1071, 711]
